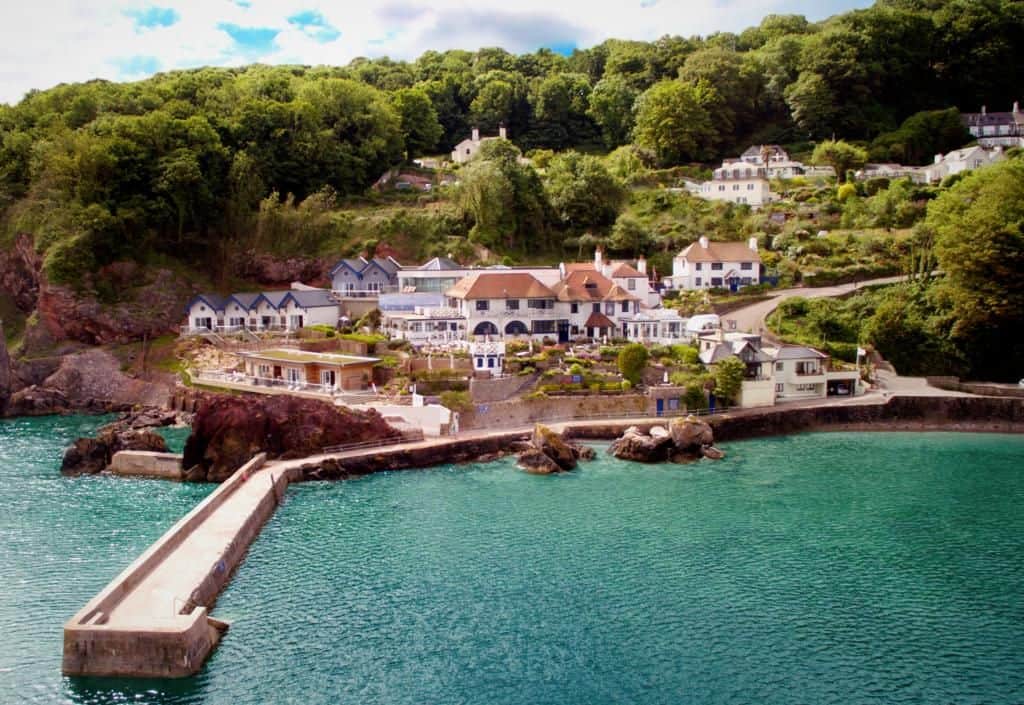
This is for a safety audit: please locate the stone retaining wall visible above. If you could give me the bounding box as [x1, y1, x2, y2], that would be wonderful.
[461, 394, 649, 430]
[926, 376, 1024, 399]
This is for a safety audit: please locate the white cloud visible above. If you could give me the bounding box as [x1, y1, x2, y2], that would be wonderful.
[0, 0, 870, 105]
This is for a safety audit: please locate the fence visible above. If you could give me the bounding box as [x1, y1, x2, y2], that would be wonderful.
[321, 433, 421, 455]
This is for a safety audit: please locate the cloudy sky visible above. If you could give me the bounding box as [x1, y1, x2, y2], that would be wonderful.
[0, 0, 872, 105]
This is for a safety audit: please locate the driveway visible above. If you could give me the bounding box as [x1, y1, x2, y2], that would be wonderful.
[722, 274, 912, 337]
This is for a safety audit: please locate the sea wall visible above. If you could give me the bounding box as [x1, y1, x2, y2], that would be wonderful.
[110, 451, 184, 480]
[564, 396, 1024, 442]
[63, 453, 273, 678]
[461, 394, 649, 430]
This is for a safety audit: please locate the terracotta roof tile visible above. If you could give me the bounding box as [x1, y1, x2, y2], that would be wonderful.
[550, 270, 639, 303]
[585, 311, 616, 328]
[611, 263, 645, 278]
[446, 272, 555, 300]
[679, 240, 761, 264]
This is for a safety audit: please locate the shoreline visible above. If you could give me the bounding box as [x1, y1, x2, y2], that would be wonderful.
[295, 395, 1024, 479]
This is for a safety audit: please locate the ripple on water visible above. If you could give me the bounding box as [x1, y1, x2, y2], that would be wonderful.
[1, 424, 1023, 705]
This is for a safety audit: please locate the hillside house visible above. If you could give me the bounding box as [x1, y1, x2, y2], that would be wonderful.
[924, 145, 1005, 183]
[740, 144, 806, 179]
[446, 272, 562, 339]
[329, 256, 402, 296]
[962, 103, 1024, 148]
[550, 265, 641, 340]
[698, 160, 777, 207]
[667, 236, 762, 291]
[451, 125, 508, 164]
[183, 288, 340, 335]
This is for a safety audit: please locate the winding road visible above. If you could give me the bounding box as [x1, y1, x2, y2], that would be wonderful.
[721, 274, 912, 338]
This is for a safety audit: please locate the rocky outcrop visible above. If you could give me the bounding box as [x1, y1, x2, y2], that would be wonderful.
[60, 411, 172, 475]
[0, 233, 42, 312]
[182, 395, 402, 482]
[516, 423, 594, 474]
[232, 251, 330, 288]
[3, 349, 166, 417]
[669, 415, 714, 450]
[609, 417, 725, 463]
[607, 425, 674, 463]
[36, 266, 193, 347]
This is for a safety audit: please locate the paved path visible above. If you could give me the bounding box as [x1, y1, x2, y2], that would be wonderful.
[722, 274, 911, 336]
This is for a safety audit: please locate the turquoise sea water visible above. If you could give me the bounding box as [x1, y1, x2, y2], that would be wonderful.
[1, 417, 1023, 704]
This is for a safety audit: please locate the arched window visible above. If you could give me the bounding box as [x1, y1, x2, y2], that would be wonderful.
[473, 321, 498, 336]
[505, 320, 528, 335]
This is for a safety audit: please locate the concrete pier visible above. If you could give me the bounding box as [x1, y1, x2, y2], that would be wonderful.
[62, 453, 298, 677]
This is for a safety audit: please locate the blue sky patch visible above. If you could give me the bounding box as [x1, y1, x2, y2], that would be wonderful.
[124, 6, 179, 30]
[217, 23, 281, 54]
[112, 55, 161, 77]
[547, 41, 577, 56]
[287, 10, 341, 43]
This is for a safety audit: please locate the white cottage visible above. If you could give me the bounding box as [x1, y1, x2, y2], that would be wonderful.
[451, 126, 507, 164]
[668, 236, 761, 291]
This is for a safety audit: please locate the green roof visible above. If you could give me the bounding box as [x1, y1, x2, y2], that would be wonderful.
[241, 349, 378, 366]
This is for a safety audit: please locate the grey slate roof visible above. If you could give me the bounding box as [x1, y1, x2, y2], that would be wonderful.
[186, 294, 226, 313]
[260, 291, 291, 307]
[371, 257, 400, 274]
[772, 345, 828, 360]
[284, 289, 337, 308]
[228, 292, 262, 310]
[419, 256, 461, 271]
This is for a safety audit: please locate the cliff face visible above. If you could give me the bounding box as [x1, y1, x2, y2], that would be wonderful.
[37, 264, 194, 346]
[0, 323, 11, 415]
[182, 394, 402, 482]
[0, 233, 42, 313]
[231, 251, 330, 288]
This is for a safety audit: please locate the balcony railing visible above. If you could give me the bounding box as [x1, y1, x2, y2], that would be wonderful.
[331, 286, 399, 299]
[795, 368, 824, 377]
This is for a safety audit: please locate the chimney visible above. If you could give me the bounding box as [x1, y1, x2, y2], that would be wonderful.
[498, 123, 507, 139]
[471, 127, 480, 142]
[934, 153, 943, 164]
[602, 259, 611, 278]
[981, 105, 987, 116]
[699, 235, 709, 249]
[748, 237, 758, 252]
[558, 262, 566, 279]
[1014, 101, 1020, 115]
[594, 244, 603, 269]
[637, 255, 647, 274]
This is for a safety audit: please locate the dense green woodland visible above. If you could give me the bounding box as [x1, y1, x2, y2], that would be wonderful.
[0, 0, 1022, 379]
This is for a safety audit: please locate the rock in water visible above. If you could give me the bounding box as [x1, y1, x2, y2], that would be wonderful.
[702, 445, 726, 460]
[608, 428, 674, 463]
[518, 449, 563, 475]
[182, 395, 401, 482]
[516, 423, 595, 474]
[531, 423, 577, 471]
[60, 425, 168, 475]
[669, 415, 714, 452]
